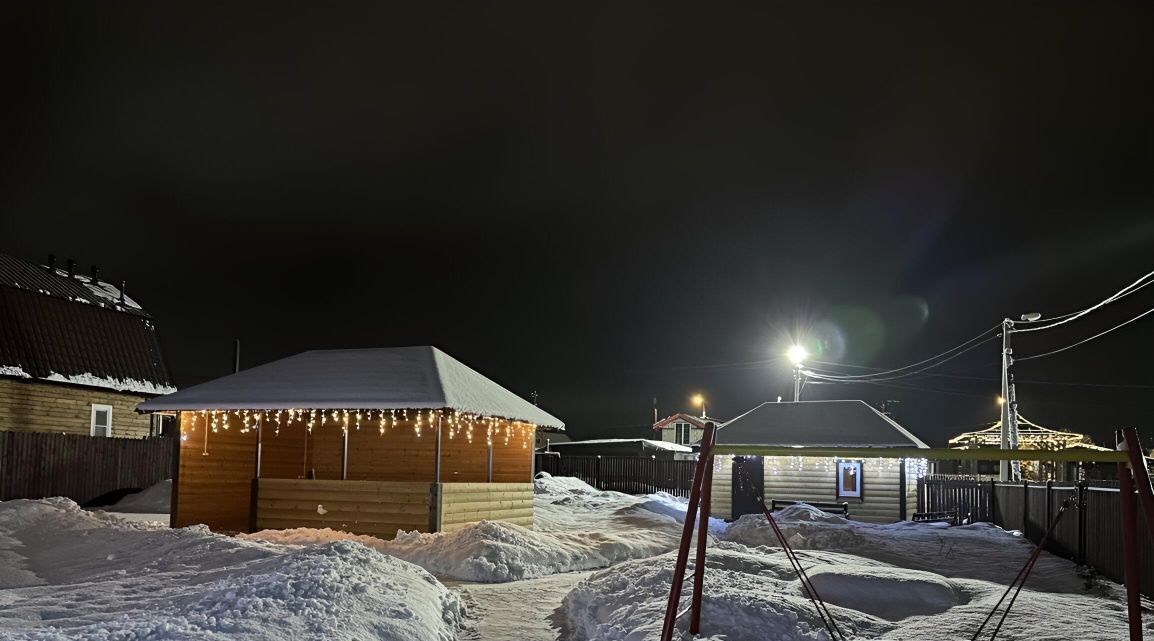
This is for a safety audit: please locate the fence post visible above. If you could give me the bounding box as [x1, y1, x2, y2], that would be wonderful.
[988, 479, 996, 525]
[1022, 480, 1030, 540]
[1045, 480, 1053, 535]
[1076, 480, 1087, 565]
[899, 459, 907, 520]
[595, 455, 602, 490]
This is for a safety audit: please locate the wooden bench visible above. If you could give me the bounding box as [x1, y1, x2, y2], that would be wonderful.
[770, 499, 850, 517]
[912, 509, 961, 526]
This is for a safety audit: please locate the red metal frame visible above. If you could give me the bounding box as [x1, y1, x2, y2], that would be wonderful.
[1117, 428, 1154, 641]
[689, 448, 714, 634]
[659, 423, 715, 641]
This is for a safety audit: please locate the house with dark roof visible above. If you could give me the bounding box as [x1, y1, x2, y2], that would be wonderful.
[652, 412, 723, 446]
[0, 254, 175, 438]
[709, 399, 929, 523]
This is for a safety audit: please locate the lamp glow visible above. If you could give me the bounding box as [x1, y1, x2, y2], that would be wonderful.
[787, 345, 808, 366]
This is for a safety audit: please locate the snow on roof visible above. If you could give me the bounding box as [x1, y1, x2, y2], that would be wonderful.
[548, 438, 692, 452]
[716, 400, 929, 448]
[137, 346, 564, 429]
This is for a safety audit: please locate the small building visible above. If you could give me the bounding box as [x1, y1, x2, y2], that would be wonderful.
[945, 415, 1116, 481]
[0, 254, 175, 438]
[541, 438, 691, 458]
[535, 426, 571, 450]
[137, 346, 564, 536]
[653, 413, 723, 446]
[710, 400, 929, 523]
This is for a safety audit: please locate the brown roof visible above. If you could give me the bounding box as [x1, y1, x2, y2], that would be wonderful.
[0, 254, 174, 395]
[652, 413, 712, 430]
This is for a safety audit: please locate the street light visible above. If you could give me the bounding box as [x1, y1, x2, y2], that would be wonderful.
[692, 393, 706, 418]
[999, 313, 1038, 481]
[787, 345, 808, 402]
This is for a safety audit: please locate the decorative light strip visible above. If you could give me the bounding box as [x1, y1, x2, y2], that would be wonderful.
[179, 408, 537, 452]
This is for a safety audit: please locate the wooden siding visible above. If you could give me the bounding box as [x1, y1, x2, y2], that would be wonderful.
[710, 455, 733, 519]
[710, 455, 911, 523]
[490, 430, 533, 483]
[437, 482, 534, 532]
[0, 378, 152, 438]
[174, 411, 257, 532]
[256, 478, 432, 538]
[0, 430, 172, 502]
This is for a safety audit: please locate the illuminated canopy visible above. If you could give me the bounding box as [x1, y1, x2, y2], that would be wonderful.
[137, 346, 564, 429]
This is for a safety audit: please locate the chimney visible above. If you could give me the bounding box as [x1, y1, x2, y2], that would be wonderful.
[46, 254, 56, 272]
[66, 259, 76, 278]
[119, 281, 126, 304]
[90, 265, 100, 284]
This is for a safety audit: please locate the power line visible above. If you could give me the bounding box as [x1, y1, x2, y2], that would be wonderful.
[1016, 303, 1154, 362]
[1013, 269, 1154, 333]
[809, 360, 1154, 389]
[802, 334, 1000, 383]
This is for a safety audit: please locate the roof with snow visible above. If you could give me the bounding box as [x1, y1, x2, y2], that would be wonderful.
[137, 346, 564, 429]
[0, 254, 174, 395]
[547, 438, 691, 452]
[716, 400, 928, 448]
[652, 413, 721, 430]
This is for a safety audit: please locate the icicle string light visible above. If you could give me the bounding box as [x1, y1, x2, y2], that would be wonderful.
[176, 408, 538, 454]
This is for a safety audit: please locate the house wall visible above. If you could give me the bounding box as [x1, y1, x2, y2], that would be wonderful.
[657, 423, 704, 445]
[710, 455, 919, 524]
[0, 378, 152, 437]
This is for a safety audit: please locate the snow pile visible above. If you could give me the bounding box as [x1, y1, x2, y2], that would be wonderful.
[106, 478, 172, 513]
[246, 519, 674, 583]
[243, 475, 711, 582]
[0, 498, 463, 641]
[806, 565, 962, 620]
[564, 545, 887, 641]
[723, 511, 1083, 592]
[566, 505, 1135, 640]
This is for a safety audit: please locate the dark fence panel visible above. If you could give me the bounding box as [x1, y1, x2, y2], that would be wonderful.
[918, 478, 994, 522]
[535, 454, 697, 497]
[920, 477, 1154, 598]
[0, 431, 173, 504]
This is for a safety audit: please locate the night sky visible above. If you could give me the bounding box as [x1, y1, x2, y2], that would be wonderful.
[3, 4, 1152, 446]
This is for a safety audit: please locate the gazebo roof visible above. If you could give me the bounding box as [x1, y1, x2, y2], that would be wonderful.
[715, 399, 929, 448]
[137, 346, 564, 429]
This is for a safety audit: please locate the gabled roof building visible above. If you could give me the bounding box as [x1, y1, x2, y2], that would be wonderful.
[0, 254, 174, 438]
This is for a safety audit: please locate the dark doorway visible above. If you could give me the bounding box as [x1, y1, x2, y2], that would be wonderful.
[730, 456, 765, 519]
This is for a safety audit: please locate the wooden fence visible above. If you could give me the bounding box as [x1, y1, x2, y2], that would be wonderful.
[535, 454, 697, 497]
[919, 477, 1154, 598]
[0, 431, 173, 504]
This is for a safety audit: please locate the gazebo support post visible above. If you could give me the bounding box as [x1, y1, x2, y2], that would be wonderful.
[487, 441, 494, 482]
[434, 414, 443, 483]
[340, 424, 349, 480]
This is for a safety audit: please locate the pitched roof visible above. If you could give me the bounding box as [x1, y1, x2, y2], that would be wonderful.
[546, 438, 691, 453]
[137, 346, 564, 429]
[0, 254, 174, 395]
[716, 400, 928, 448]
[653, 413, 712, 430]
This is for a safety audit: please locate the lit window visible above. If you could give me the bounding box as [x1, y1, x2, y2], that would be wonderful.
[836, 460, 863, 499]
[91, 404, 113, 437]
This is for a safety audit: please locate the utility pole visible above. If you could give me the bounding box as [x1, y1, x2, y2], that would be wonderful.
[999, 319, 1021, 481]
[793, 365, 802, 402]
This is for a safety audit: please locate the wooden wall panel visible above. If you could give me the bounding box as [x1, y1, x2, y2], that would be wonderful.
[175, 411, 257, 532]
[438, 482, 533, 532]
[437, 429, 489, 482]
[258, 418, 308, 479]
[346, 420, 436, 482]
[490, 430, 533, 483]
[256, 478, 431, 538]
[0, 378, 153, 437]
[307, 423, 344, 480]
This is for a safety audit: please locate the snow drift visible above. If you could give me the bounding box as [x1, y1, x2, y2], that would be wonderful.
[106, 478, 172, 513]
[0, 498, 463, 641]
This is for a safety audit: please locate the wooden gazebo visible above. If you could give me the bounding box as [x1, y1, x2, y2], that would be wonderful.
[138, 346, 563, 537]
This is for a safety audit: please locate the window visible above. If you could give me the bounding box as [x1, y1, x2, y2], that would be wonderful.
[674, 422, 693, 445]
[91, 404, 113, 437]
[836, 460, 863, 499]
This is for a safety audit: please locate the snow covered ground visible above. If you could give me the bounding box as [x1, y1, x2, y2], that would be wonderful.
[1, 475, 1146, 640]
[0, 498, 463, 641]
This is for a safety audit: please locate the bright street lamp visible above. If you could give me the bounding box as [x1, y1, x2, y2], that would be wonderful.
[692, 393, 706, 418]
[787, 345, 808, 366]
[786, 345, 808, 402]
